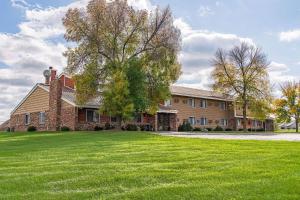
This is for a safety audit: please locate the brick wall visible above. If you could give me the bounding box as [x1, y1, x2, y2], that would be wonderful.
[10, 111, 49, 131]
[48, 78, 62, 131]
[168, 95, 234, 130]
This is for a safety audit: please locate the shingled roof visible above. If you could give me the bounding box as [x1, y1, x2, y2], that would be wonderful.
[171, 85, 233, 101]
[36, 84, 232, 109]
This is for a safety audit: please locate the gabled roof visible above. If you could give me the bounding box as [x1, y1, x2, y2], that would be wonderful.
[170, 85, 233, 101]
[38, 84, 100, 108]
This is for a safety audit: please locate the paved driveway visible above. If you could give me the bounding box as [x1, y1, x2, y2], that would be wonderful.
[158, 132, 300, 142]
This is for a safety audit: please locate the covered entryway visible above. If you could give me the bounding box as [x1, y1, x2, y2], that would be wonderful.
[156, 106, 177, 131]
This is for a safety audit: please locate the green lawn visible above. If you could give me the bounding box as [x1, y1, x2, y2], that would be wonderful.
[1, 132, 300, 199]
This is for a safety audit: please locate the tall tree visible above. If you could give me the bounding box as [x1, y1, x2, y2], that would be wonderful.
[273, 81, 300, 132]
[63, 0, 181, 124]
[211, 42, 272, 131]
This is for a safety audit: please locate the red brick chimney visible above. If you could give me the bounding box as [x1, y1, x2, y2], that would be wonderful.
[48, 69, 62, 131]
[50, 67, 57, 82]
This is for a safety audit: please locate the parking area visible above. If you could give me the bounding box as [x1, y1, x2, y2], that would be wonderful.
[158, 132, 300, 142]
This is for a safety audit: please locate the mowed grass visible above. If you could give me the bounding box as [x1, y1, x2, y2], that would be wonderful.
[1, 132, 300, 200]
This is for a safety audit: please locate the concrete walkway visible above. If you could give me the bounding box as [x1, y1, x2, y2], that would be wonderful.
[158, 132, 300, 142]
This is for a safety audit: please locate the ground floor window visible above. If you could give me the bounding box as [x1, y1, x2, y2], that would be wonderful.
[25, 113, 30, 125]
[188, 117, 196, 125]
[86, 110, 99, 122]
[200, 117, 207, 125]
[111, 116, 117, 123]
[39, 112, 46, 124]
[220, 119, 228, 126]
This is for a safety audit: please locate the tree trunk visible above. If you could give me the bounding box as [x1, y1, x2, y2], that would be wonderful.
[296, 117, 299, 133]
[243, 102, 247, 132]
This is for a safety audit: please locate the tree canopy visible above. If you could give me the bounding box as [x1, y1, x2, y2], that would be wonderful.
[211, 42, 272, 131]
[273, 81, 300, 132]
[63, 0, 181, 123]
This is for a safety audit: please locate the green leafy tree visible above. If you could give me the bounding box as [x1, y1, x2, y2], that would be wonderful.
[273, 82, 300, 132]
[63, 0, 181, 125]
[211, 42, 272, 131]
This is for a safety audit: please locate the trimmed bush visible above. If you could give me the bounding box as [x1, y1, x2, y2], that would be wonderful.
[27, 126, 36, 132]
[214, 126, 224, 131]
[178, 122, 193, 132]
[225, 128, 232, 131]
[193, 127, 202, 131]
[61, 126, 70, 131]
[105, 123, 114, 130]
[206, 128, 212, 131]
[94, 126, 103, 131]
[126, 124, 138, 131]
[238, 128, 244, 131]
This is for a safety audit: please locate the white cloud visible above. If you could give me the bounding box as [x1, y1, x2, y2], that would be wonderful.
[174, 18, 255, 89]
[0, 0, 157, 123]
[198, 6, 214, 17]
[279, 29, 300, 42]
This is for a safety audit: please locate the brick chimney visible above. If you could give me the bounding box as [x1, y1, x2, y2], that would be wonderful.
[50, 67, 57, 82]
[48, 71, 62, 131]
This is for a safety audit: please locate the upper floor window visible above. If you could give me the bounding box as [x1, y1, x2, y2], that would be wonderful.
[220, 119, 228, 126]
[188, 98, 195, 107]
[199, 99, 207, 108]
[164, 99, 172, 106]
[220, 102, 227, 110]
[200, 117, 207, 125]
[188, 117, 196, 125]
[25, 113, 30, 125]
[39, 112, 46, 124]
[86, 110, 99, 122]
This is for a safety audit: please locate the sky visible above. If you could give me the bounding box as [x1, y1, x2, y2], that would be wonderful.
[0, 0, 300, 123]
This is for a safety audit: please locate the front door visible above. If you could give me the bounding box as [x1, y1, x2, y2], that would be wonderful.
[158, 113, 170, 131]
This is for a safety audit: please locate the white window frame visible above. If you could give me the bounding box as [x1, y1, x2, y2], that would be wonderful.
[25, 113, 30, 125]
[164, 99, 172, 107]
[237, 119, 241, 126]
[221, 119, 228, 126]
[86, 109, 100, 122]
[200, 99, 207, 108]
[188, 98, 195, 108]
[200, 117, 207, 126]
[188, 117, 196, 125]
[39, 112, 46, 125]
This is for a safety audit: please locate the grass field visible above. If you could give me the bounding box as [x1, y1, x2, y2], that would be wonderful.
[1, 131, 300, 199]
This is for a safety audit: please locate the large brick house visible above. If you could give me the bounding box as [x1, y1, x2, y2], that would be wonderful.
[9, 67, 274, 132]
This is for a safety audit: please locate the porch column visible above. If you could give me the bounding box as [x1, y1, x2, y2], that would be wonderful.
[154, 113, 158, 131]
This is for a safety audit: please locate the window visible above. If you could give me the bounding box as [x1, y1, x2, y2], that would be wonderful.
[237, 119, 241, 126]
[39, 112, 46, 124]
[174, 98, 179, 103]
[188, 98, 195, 107]
[111, 116, 117, 123]
[252, 120, 258, 127]
[220, 102, 227, 110]
[199, 99, 207, 108]
[200, 117, 207, 125]
[25, 113, 30, 125]
[164, 99, 172, 106]
[220, 119, 228, 126]
[86, 110, 99, 122]
[188, 117, 196, 125]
